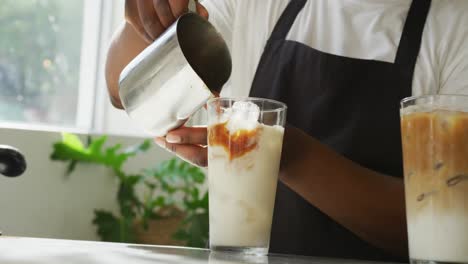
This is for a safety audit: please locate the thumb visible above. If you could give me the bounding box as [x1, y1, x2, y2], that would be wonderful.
[196, 3, 209, 19]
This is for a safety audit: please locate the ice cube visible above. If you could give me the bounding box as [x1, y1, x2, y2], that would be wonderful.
[232, 101, 260, 122]
[226, 101, 260, 132]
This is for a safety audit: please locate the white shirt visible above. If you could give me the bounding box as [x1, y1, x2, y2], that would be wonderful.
[203, 0, 468, 98]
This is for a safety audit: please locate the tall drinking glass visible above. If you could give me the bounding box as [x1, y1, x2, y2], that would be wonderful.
[401, 95, 468, 264]
[207, 97, 287, 255]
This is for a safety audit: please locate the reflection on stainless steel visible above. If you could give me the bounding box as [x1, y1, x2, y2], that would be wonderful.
[0, 237, 398, 264]
[119, 11, 231, 136]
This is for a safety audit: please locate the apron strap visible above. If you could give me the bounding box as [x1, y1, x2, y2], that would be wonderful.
[395, 0, 432, 69]
[269, 0, 307, 41]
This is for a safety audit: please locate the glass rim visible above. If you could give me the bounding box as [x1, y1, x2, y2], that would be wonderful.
[401, 94, 468, 108]
[207, 97, 288, 112]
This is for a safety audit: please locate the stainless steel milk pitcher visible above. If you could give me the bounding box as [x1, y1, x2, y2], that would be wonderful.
[119, 1, 231, 136]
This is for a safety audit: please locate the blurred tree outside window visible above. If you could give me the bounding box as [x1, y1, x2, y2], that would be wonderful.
[0, 0, 84, 126]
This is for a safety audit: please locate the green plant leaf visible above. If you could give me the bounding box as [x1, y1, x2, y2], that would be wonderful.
[117, 180, 141, 219]
[86, 135, 92, 146]
[62, 133, 84, 150]
[167, 158, 177, 171]
[174, 212, 209, 248]
[161, 180, 177, 194]
[120, 203, 137, 219]
[144, 181, 157, 190]
[125, 175, 143, 186]
[125, 140, 151, 156]
[179, 161, 189, 174]
[93, 210, 122, 242]
[105, 144, 122, 154]
[50, 142, 89, 162]
[65, 160, 77, 176]
[192, 171, 205, 183]
[191, 188, 199, 200]
[199, 192, 209, 209]
[50, 134, 103, 163]
[150, 196, 166, 208]
[185, 192, 209, 211]
[103, 144, 127, 170]
[50, 134, 149, 172]
[119, 215, 136, 243]
[172, 229, 190, 241]
[88, 136, 107, 156]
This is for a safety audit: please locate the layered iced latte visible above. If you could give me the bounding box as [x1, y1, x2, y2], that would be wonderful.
[207, 98, 286, 255]
[401, 95, 468, 264]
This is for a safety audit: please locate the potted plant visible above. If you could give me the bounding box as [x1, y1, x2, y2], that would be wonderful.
[50, 133, 208, 247]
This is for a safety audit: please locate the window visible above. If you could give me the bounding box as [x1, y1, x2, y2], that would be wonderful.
[0, 0, 84, 126]
[0, 0, 142, 136]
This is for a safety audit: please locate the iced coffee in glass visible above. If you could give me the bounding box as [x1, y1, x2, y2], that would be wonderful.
[207, 97, 287, 255]
[401, 95, 468, 264]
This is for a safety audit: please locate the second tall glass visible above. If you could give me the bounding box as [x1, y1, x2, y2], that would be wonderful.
[401, 95, 468, 264]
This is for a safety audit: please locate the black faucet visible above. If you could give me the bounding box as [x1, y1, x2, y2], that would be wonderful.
[0, 145, 26, 177]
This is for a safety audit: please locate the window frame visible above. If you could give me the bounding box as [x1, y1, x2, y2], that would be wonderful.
[75, 0, 104, 131]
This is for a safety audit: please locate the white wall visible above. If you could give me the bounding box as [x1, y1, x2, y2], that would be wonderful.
[0, 127, 173, 241]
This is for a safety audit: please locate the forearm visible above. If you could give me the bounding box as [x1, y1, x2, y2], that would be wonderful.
[279, 126, 408, 257]
[105, 22, 148, 108]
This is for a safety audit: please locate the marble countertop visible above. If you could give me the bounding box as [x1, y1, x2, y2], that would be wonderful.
[0, 237, 399, 264]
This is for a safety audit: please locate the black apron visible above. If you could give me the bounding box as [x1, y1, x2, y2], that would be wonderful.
[249, 0, 431, 261]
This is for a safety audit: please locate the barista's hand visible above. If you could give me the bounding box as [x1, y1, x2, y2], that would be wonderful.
[155, 126, 208, 167]
[125, 0, 209, 44]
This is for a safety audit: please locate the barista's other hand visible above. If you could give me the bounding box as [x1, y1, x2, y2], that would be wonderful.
[155, 126, 208, 167]
[125, 0, 209, 44]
